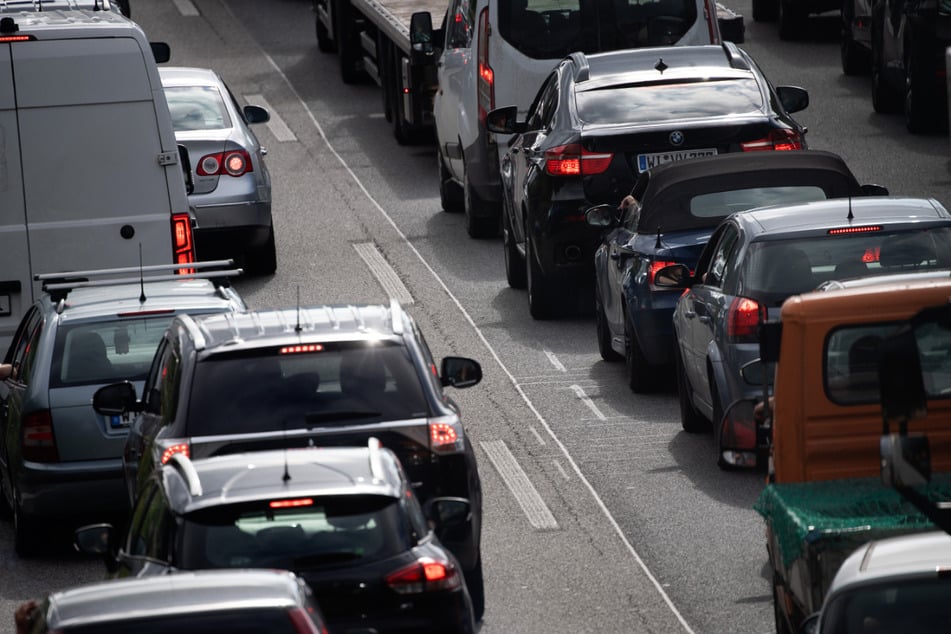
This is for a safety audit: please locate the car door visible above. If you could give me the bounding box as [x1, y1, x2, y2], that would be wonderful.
[602, 203, 639, 340]
[119, 479, 175, 578]
[0, 307, 43, 498]
[434, 0, 475, 181]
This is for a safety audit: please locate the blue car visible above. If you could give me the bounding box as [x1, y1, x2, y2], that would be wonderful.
[586, 151, 887, 393]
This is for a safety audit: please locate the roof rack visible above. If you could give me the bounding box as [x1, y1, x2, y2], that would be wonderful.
[368, 437, 385, 483]
[569, 51, 589, 83]
[168, 452, 203, 497]
[0, 0, 115, 11]
[721, 41, 749, 70]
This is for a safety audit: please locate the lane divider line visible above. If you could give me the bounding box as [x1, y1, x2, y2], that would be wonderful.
[553, 459, 570, 481]
[543, 349, 566, 372]
[528, 425, 546, 446]
[352, 242, 414, 305]
[570, 384, 606, 420]
[244, 94, 298, 143]
[481, 440, 559, 531]
[172, 0, 199, 16]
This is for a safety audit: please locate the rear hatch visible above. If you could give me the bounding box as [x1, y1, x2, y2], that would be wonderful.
[174, 133, 231, 195]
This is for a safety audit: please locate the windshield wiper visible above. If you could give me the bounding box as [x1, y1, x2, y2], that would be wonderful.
[304, 411, 382, 425]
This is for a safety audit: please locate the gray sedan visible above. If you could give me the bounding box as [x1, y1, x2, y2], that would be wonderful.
[160, 67, 276, 275]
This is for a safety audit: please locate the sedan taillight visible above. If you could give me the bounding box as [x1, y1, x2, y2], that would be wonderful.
[544, 144, 613, 177]
[727, 297, 765, 342]
[385, 557, 463, 594]
[23, 410, 58, 463]
[429, 415, 465, 454]
[196, 150, 253, 176]
[740, 129, 802, 152]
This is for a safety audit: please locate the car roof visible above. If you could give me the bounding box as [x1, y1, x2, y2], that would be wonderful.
[574, 44, 749, 91]
[167, 445, 403, 514]
[186, 302, 406, 353]
[828, 530, 951, 596]
[46, 569, 306, 629]
[158, 65, 223, 87]
[736, 196, 950, 238]
[0, 0, 123, 13]
[1, 8, 133, 34]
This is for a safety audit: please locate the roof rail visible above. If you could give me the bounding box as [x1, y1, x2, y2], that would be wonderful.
[390, 298, 404, 335]
[569, 51, 589, 82]
[36, 260, 242, 300]
[721, 41, 749, 70]
[168, 452, 203, 497]
[368, 437, 385, 483]
[178, 313, 208, 352]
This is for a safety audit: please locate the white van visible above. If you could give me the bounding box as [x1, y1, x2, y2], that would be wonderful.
[0, 1, 128, 16]
[0, 11, 195, 348]
[428, 0, 722, 238]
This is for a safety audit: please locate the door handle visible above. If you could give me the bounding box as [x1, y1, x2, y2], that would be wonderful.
[684, 310, 696, 319]
[698, 315, 711, 324]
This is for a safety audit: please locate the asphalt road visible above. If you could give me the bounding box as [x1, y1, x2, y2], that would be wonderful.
[2, 1, 950, 633]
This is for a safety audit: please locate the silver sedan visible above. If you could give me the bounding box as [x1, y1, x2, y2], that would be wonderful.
[160, 67, 276, 275]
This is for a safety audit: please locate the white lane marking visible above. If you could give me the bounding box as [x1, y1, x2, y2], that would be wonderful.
[528, 425, 546, 446]
[229, 12, 696, 630]
[244, 93, 297, 143]
[352, 242, 414, 305]
[570, 384, 606, 420]
[543, 349, 566, 372]
[172, 0, 199, 16]
[553, 459, 570, 481]
[481, 440, 559, 530]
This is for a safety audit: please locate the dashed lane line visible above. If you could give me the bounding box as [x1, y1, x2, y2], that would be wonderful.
[481, 440, 559, 531]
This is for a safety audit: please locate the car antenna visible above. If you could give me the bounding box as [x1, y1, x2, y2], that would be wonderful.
[282, 418, 291, 484]
[138, 243, 147, 304]
[847, 196, 854, 221]
[295, 285, 302, 333]
[655, 227, 663, 249]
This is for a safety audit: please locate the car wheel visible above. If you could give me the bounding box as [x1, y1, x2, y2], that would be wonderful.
[872, 32, 902, 113]
[624, 313, 654, 393]
[335, 0, 364, 84]
[840, 3, 870, 75]
[439, 149, 464, 214]
[676, 349, 708, 433]
[463, 165, 499, 239]
[13, 485, 42, 558]
[904, 45, 934, 133]
[596, 293, 622, 362]
[503, 206, 526, 289]
[526, 232, 555, 319]
[777, 0, 805, 40]
[315, 14, 336, 53]
[464, 556, 485, 622]
[752, 0, 778, 21]
[246, 224, 277, 276]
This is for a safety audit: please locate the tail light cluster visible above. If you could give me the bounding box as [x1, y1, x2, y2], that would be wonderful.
[727, 297, 766, 342]
[740, 129, 802, 152]
[22, 410, 58, 463]
[544, 144, 613, 177]
[386, 556, 463, 594]
[428, 414, 465, 454]
[196, 150, 253, 177]
[160, 442, 190, 465]
[171, 213, 196, 274]
[476, 7, 493, 123]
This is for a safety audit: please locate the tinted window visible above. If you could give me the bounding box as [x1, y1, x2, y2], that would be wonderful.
[739, 228, 951, 306]
[820, 578, 951, 634]
[62, 608, 305, 634]
[180, 495, 411, 569]
[186, 342, 430, 436]
[165, 85, 232, 131]
[703, 225, 740, 288]
[11, 309, 43, 386]
[50, 317, 172, 387]
[446, 0, 476, 47]
[576, 78, 764, 125]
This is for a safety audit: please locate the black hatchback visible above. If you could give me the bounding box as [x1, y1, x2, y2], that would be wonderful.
[486, 42, 809, 319]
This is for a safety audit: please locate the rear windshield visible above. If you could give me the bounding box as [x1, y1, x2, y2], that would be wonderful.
[737, 227, 951, 307]
[497, 0, 698, 58]
[165, 85, 232, 131]
[186, 342, 430, 436]
[62, 608, 304, 634]
[577, 79, 764, 125]
[689, 187, 827, 219]
[819, 577, 951, 633]
[180, 495, 410, 570]
[51, 317, 174, 388]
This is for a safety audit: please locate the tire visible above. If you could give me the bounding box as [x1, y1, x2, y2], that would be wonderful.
[246, 224, 277, 276]
[526, 232, 556, 320]
[904, 45, 934, 133]
[676, 349, 708, 433]
[463, 166, 499, 239]
[465, 556, 485, 622]
[624, 313, 654, 393]
[777, 0, 805, 40]
[752, 0, 778, 21]
[335, 0, 363, 84]
[503, 207, 526, 289]
[438, 149, 464, 213]
[315, 14, 336, 53]
[596, 293, 622, 362]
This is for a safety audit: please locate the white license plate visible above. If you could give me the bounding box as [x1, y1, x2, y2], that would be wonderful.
[637, 148, 718, 172]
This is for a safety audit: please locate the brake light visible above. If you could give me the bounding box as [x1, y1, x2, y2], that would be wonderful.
[23, 410, 58, 463]
[288, 607, 326, 634]
[647, 260, 681, 291]
[544, 144, 613, 177]
[385, 557, 463, 594]
[160, 443, 190, 465]
[0, 35, 32, 42]
[477, 7, 493, 123]
[740, 129, 802, 151]
[727, 297, 765, 342]
[429, 415, 464, 454]
[171, 213, 196, 274]
[862, 247, 880, 263]
[196, 150, 253, 177]
[828, 225, 883, 235]
[270, 498, 314, 508]
[280, 344, 324, 354]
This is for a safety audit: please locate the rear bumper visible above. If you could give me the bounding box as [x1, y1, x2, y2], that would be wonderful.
[15, 458, 128, 521]
[533, 201, 602, 280]
[629, 292, 682, 367]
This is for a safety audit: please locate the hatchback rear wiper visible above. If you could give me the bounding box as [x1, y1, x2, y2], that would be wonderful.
[305, 411, 382, 425]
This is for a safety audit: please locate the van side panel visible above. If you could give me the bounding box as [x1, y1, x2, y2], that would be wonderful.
[0, 44, 32, 349]
[11, 37, 176, 284]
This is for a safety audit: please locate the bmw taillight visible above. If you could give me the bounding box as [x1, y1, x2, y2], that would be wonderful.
[196, 150, 253, 177]
[385, 557, 463, 594]
[160, 443, 190, 465]
[429, 414, 465, 454]
[727, 297, 765, 342]
[171, 213, 196, 274]
[477, 7, 493, 124]
[23, 410, 58, 462]
[740, 129, 802, 151]
[544, 144, 613, 177]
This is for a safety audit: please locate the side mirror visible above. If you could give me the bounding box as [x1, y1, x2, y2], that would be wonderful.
[150, 42, 171, 64]
[409, 12, 434, 53]
[440, 357, 482, 389]
[880, 433, 931, 487]
[775, 85, 809, 114]
[585, 204, 618, 229]
[485, 105, 523, 135]
[243, 105, 270, 124]
[74, 523, 119, 574]
[93, 381, 139, 416]
[423, 496, 471, 528]
[759, 321, 782, 364]
[739, 359, 768, 386]
[859, 184, 889, 196]
[652, 263, 690, 289]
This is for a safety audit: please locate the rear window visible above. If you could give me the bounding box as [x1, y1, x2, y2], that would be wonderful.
[737, 228, 951, 307]
[819, 577, 951, 633]
[689, 186, 827, 218]
[62, 608, 305, 634]
[577, 79, 764, 125]
[165, 85, 232, 131]
[497, 0, 698, 58]
[180, 495, 410, 570]
[51, 316, 174, 388]
[186, 342, 430, 436]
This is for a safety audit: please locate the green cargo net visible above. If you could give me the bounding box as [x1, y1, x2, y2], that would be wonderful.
[754, 475, 951, 569]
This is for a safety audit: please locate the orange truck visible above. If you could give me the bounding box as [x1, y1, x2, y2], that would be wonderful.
[723, 276, 951, 633]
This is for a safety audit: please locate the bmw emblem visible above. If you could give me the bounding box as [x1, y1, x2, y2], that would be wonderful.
[669, 131, 684, 146]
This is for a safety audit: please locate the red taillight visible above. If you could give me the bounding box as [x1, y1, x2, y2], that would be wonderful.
[477, 7, 493, 123]
[727, 297, 765, 342]
[647, 260, 682, 291]
[544, 144, 613, 177]
[23, 410, 58, 463]
[385, 557, 463, 594]
[171, 213, 196, 274]
[270, 498, 314, 509]
[160, 443, 190, 465]
[740, 129, 802, 152]
[287, 607, 326, 634]
[862, 247, 881, 263]
[196, 150, 253, 177]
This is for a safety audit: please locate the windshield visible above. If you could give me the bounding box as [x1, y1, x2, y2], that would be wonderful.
[179, 495, 410, 570]
[186, 342, 430, 436]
